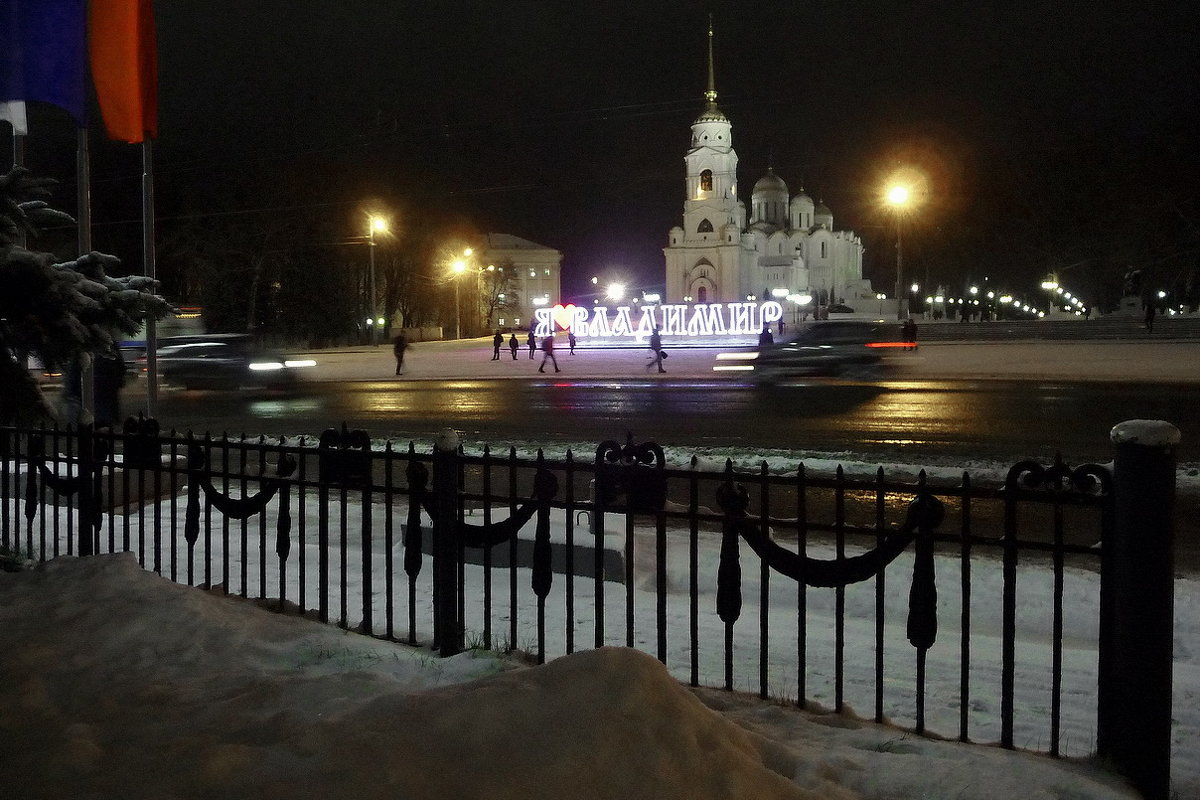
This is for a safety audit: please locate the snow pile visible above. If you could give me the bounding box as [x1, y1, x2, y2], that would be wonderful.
[0, 554, 1139, 799]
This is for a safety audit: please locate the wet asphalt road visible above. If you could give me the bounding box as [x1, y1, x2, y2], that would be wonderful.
[128, 376, 1198, 468]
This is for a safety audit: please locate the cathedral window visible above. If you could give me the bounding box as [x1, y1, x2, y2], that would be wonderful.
[821, 242, 828, 258]
[697, 218, 713, 233]
[698, 286, 707, 303]
[700, 170, 713, 191]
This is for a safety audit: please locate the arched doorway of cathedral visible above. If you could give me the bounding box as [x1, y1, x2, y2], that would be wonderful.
[688, 276, 715, 303]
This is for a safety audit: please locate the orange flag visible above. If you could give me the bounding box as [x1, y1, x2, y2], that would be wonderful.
[89, 0, 157, 142]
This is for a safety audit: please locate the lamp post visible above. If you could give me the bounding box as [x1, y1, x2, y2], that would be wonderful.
[450, 247, 472, 340]
[367, 215, 387, 346]
[886, 184, 910, 320]
[1040, 274, 1059, 315]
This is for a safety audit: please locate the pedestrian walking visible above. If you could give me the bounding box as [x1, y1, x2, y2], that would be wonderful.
[758, 326, 774, 346]
[527, 328, 536, 359]
[902, 318, 918, 351]
[777, 318, 784, 336]
[538, 332, 561, 373]
[491, 330, 504, 360]
[1144, 300, 1156, 332]
[392, 333, 409, 375]
[568, 331, 577, 354]
[647, 327, 665, 373]
[92, 351, 127, 429]
[508, 333, 519, 360]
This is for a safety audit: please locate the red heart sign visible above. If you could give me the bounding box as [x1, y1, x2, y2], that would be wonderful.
[551, 303, 577, 331]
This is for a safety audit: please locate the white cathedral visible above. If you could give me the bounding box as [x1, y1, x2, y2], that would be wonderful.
[664, 26, 871, 309]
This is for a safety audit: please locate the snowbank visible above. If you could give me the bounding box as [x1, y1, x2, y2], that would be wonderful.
[0, 554, 1139, 799]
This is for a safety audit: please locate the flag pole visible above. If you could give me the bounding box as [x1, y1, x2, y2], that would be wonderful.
[142, 136, 158, 417]
[78, 125, 95, 418]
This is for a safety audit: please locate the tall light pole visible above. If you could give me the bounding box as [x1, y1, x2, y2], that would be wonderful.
[886, 184, 910, 320]
[367, 215, 387, 346]
[451, 247, 472, 339]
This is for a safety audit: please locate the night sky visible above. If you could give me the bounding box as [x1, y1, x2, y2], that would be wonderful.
[8, 1, 1199, 304]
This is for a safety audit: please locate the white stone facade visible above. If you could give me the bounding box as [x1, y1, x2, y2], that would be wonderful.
[663, 26, 870, 309]
[480, 233, 562, 330]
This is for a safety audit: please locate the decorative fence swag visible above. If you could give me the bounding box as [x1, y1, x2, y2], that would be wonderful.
[0, 419, 1178, 799]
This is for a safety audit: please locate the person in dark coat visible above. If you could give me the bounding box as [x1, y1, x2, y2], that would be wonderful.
[491, 330, 504, 360]
[92, 352, 127, 429]
[568, 331, 577, 354]
[538, 332, 560, 373]
[393, 334, 409, 375]
[527, 328, 536, 359]
[508, 333, 519, 360]
[647, 327, 665, 373]
[758, 326, 774, 346]
[902, 318, 918, 350]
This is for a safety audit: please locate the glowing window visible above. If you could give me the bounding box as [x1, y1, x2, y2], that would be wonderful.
[700, 169, 713, 191]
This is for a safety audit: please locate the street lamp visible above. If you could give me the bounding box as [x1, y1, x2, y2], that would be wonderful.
[367, 215, 387, 346]
[876, 292, 887, 315]
[451, 249, 471, 340]
[885, 183, 911, 321]
[1040, 274, 1059, 314]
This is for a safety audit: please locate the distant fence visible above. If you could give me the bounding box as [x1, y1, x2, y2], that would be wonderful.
[0, 419, 1179, 798]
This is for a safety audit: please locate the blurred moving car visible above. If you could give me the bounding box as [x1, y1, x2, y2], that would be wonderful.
[144, 334, 315, 390]
[714, 320, 914, 382]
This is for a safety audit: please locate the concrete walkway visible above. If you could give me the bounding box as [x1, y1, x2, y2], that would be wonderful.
[299, 337, 1200, 385]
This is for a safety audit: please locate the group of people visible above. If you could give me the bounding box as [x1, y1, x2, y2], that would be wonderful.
[397, 327, 678, 376]
[490, 329, 575, 373]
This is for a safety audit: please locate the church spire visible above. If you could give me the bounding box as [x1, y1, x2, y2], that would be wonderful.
[704, 15, 718, 105]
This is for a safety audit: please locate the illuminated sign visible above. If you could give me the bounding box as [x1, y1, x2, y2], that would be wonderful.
[534, 301, 783, 341]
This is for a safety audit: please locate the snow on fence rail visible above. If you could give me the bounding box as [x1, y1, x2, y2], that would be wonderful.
[0, 420, 1179, 799]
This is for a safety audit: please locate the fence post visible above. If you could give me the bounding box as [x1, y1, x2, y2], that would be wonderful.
[432, 429, 462, 656]
[77, 424, 96, 557]
[1099, 419, 1178, 800]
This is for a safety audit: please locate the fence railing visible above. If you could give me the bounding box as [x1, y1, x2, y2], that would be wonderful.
[0, 419, 1179, 799]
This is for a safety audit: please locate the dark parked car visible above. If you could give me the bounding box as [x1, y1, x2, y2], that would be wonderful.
[145, 334, 315, 390]
[729, 320, 913, 383]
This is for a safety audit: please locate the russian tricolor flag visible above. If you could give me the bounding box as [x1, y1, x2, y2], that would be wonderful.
[0, 0, 88, 134]
[0, 0, 156, 142]
[89, 0, 157, 143]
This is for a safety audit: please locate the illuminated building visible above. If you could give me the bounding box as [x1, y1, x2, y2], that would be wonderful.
[663, 22, 869, 308]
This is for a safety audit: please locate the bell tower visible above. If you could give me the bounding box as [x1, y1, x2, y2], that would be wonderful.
[665, 18, 744, 302]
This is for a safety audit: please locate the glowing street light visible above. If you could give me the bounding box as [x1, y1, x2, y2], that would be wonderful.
[885, 181, 912, 321]
[367, 215, 388, 346]
[1040, 274, 1061, 315]
[450, 250, 472, 339]
[606, 282, 626, 302]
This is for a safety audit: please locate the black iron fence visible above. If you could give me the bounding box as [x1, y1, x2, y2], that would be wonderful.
[0, 420, 1178, 799]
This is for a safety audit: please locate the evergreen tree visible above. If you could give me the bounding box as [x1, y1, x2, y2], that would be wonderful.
[0, 167, 172, 424]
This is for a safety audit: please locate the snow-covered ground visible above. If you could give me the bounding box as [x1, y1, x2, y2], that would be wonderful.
[299, 335, 1200, 385]
[3, 487, 1195, 798]
[0, 551, 1154, 800]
